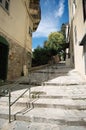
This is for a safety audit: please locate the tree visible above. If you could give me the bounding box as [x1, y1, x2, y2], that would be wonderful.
[32, 46, 51, 66]
[43, 40, 48, 48]
[32, 30, 67, 66]
[47, 32, 66, 55]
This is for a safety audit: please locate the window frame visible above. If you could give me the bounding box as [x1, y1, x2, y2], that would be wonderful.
[29, 27, 32, 37]
[72, 0, 77, 16]
[83, 0, 86, 21]
[74, 26, 77, 44]
[0, 0, 10, 13]
[0, 0, 2, 3]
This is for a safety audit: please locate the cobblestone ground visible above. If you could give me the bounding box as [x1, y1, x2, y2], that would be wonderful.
[0, 62, 86, 130]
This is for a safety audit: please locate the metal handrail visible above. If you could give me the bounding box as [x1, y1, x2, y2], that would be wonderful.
[0, 64, 60, 123]
[0, 77, 31, 123]
[8, 87, 30, 123]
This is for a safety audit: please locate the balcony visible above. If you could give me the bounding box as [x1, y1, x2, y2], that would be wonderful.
[29, 0, 41, 31]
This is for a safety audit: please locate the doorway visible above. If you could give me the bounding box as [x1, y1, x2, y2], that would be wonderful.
[0, 36, 9, 80]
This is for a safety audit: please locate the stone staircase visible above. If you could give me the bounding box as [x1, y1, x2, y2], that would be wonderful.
[0, 63, 86, 130]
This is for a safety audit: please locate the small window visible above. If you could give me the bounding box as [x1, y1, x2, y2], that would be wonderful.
[0, 0, 2, 3]
[74, 26, 77, 44]
[72, 0, 76, 16]
[29, 27, 32, 37]
[0, 0, 10, 12]
[5, 0, 10, 11]
[83, 0, 86, 21]
[5, 1, 9, 10]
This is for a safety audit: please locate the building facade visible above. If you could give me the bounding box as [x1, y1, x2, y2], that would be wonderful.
[68, 0, 86, 79]
[0, 0, 41, 80]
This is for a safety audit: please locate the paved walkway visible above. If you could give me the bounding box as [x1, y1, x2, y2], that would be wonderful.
[0, 63, 86, 130]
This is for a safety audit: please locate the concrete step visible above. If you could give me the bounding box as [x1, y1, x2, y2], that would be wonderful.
[1, 97, 86, 110]
[0, 118, 8, 130]
[16, 98, 86, 110]
[44, 80, 86, 86]
[38, 94, 86, 100]
[1, 86, 86, 102]
[14, 108, 86, 126]
[43, 69, 86, 86]
[30, 98, 86, 110]
[1, 85, 86, 100]
[0, 106, 86, 126]
[1, 119, 86, 130]
[30, 85, 86, 100]
[0, 94, 86, 110]
[0, 84, 86, 128]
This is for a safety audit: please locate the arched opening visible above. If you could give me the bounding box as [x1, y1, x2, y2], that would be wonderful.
[0, 36, 9, 80]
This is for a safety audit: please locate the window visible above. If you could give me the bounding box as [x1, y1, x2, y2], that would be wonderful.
[29, 27, 32, 37]
[0, 0, 10, 12]
[5, 0, 9, 10]
[83, 0, 86, 21]
[0, 0, 2, 3]
[74, 26, 77, 44]
[72, 0, 76, 16]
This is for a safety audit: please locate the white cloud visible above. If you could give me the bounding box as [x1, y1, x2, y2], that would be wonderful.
[33, 18, 58, 38]
[33, 0, 65, 38]
[54, 0, 65, 18]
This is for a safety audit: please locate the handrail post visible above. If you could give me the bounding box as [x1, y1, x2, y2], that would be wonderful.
[8, 88, 11, 123]
[29, 87, 31, 99]
[29, 71, 31, 99]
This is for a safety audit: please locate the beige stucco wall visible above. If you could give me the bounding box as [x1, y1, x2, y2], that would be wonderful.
[69, 0, 86, 79]
[0, 0, 32, 53]
[0, 0, 34, 80]
[73, 0, 86, 77]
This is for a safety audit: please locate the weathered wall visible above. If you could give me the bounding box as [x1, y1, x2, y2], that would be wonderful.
[73, 0, 86, 77]
[0, 0, 33, 51]
[69, 0, 86, 79]
[0, 0, 33, 80]
[0, 32, 31, 80]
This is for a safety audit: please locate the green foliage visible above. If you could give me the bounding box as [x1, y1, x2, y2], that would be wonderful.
[32, 46, 51, 66]
[48, 32, 65, 44]
[45, 32, 66, 55]
[32, 30, 67, 66]
[50, 32, 64, 44]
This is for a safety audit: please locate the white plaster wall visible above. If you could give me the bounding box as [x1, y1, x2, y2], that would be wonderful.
[73, 0, 86, 78]
[69, 0, 86, 79]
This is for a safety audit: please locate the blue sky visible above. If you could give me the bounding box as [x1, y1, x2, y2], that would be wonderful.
[32, 0, 69, 49]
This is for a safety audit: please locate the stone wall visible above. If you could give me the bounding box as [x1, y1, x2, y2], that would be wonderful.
[8, 40, 31, 80]
[0, 32, 31, 81]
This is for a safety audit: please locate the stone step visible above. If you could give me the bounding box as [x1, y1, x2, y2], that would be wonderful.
[1, 119, 86, 130]
[0, 95, 86, 110]
[30, 98, 86, 110]
[14, 108, 86, 126]
[14, 98, 86, 110]
[43, 73, 86, 86]
[30, 85, 86, 100]
[38, 94, 86, 100]
[0, 106, 86, 126]
[44, 81, 86, 86]
[0, 118, 8, 130]
[1, 85, 86, 99]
